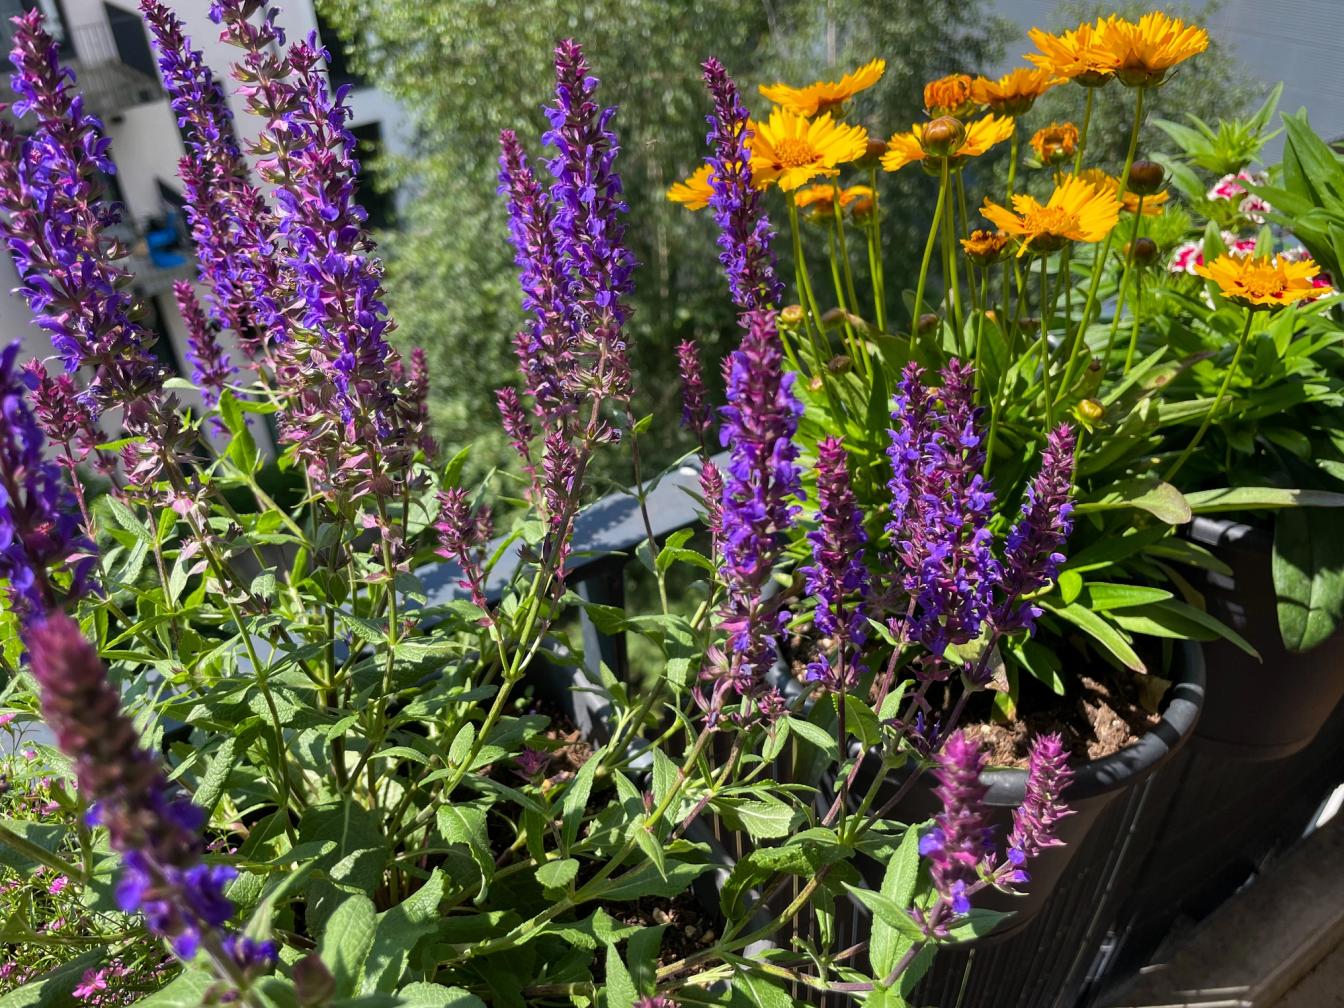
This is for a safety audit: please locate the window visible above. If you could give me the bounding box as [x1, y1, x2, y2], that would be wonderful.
[351, 121, 394, 232]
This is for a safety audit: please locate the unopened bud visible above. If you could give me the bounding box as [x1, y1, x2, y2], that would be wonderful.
[294, 954, 337, 1007]
[1078, 398, 1104, 421]
[828, 354, 853, 374]
[849, 194, 875, 218]
[920, 116, 966, 158]
[1128, 160, 1165, 196]
[780, 304, 805, 327]
[916, 312, 940, 334]
[1130, 237, 1160, 266]
[856, 137, 889, 168]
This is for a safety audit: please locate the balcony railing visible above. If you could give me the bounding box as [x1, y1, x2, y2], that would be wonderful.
[67, 18, 160, 117]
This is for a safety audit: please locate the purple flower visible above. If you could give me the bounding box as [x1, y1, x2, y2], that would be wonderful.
[21, 360, 103, 469]
[141, 0, 278, 355]
[24, 613, 270, 973]
[173, 281, 234, 408]
[701, 58, 782, 312]
[541, 430, 581, 577]
[802, 437, 870, 693]
[0, 340, 95, 621]
[709, 310, 802, 705]
[544, 40, 636, 415]
[676, 340, 713, 436]
[498, 129, 574, 424]
[496, 386, 536, 472]
[995, 425, 1076, 634]
[886, 361, 999, 659]
[435, 488, 492, 612]
[0, 11, 162, 413]
[915, 730, 993, 935]
[633, 998, 680, 1008]
[1001, 733, 1073, 886]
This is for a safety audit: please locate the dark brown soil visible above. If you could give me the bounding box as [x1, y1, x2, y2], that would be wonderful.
[528, 696, 594, 781]
[600, 890, 719, 965]
[786, 631, 1168, 770]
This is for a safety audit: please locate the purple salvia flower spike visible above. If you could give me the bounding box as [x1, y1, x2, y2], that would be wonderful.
[676, 339, 712, 436]
[1, 10, 162, 413]
[25, 612, 274, 974]
[914, 729, 993, 936]
[802, 436, 870, 692]
[1001, 732, 1073, 886]
[0, 341, 96, 620]
[498, 129, 575, 423]
[708, 309, 802, 711]
[995, 425, 1076, 634]
[701, 58, 782, 311]
[544, 40, 636, 418]
[173, 281, 235, 408]
[141, 0, 280, 357]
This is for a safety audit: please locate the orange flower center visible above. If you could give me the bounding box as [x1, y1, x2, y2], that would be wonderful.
[1238, 265, 1286, 300]
[1026, 206, 1079, 237]
[772, 137, 821, 169]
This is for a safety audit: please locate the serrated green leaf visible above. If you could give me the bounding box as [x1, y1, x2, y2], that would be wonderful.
[319, 894, 378, 997]
[535, 857, 579, 891]
[870, 827, 921, 975]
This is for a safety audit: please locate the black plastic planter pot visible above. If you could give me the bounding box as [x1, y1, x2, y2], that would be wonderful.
[1184, 516, 1344, 759]
[834, 640, 1205, 1008]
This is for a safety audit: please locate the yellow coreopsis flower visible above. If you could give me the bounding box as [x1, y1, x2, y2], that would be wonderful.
[981, 175, 1121, 256]
[666, 164, 716, 210]
[759, 58, 886, 117]
[1071, 168, 1168, 214]
[750, 107, 868, 192]
[794, 183, 873, 216]
[1102, 12, 1209, 87]
[923, 73, 977, 117]
[1025, 18, 1120, 86]
[961, 228, 1012, 264]
[1194, 253, 1325, 309]
[970, 67, 1063, 116]
[881, 114, 1013, 172]
[1029, 122, 1079, 165]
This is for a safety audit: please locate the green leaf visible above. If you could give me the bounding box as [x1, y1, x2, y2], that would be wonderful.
[194, 736, 238, 818]
[319, 894, 378, 998]
[1041, 601, 1145, 672]
[1274, 507, 1344, 652]
[783, 715, 839, 760]
[946, 907, 1013, 941]
[535, 857, 579, 891]
[1078, 478, 1191, 525]
[604, 939, 637, 1008]
[104, 496, 151, 543]
[1081, 583, 1174, 611]
[395, 984, 486, 1008]
[561, 745, 602, 853]
[870, 826, 921, 975]
[731, 973, 794, 1008]
[437, 805, 493, 901]
[626, 925, 665, 995]
[0, 951, 105, 1007]
[1112, 600, 1259, 657]
[1185, 487, 1344, 513]
[712, 795, 797, 839]
[842, 692, 882, 748]
[843, 884, 926, 941]
[599, 858, 713, 902]
[363, 870, 446, 994]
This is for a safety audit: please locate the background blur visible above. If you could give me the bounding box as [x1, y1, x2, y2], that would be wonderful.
[4, 0, 1339, 477]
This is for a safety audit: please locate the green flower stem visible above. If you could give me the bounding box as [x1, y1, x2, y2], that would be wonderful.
[1006, 121, 1020, 200]
[868, 165, 888, 332]
[942, 161, 965, 345]
[0, 821, 83, 880]
[788, 196, 828, 359]
[913, 160, 950, 330]
[1037, 254, 1056, 427]
[832, 192, 872, 376]
[1074, 86, 1095, 173]
[1068, 86, 1146, 384]
[1164, 311, 1255, 482]
[974, 267, 989, 400]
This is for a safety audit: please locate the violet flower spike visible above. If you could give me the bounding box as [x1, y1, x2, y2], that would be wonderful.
[141, 0, 277, 353]
[544, 40, 636, 415]
[710, 309, 803, 703]
[498, 129, 574, 423]
[1001, 732, 1073, 886]
[24, 612, 274, 974]
[995, 425, 1076, 634]
[0, 341, 96, 621]
[886, 360, 1000, 661]
[914, 730, 993, 937]
[173, 281, 235, 408]
[701, 58, 782, 312]
[676, 339, 712, 436]
[1, 11, 162, 412]
[434, 488, 492, 613]
[802, 436, 870, 692]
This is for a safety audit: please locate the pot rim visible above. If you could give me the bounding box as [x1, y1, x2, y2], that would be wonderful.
[1186, 514, 1271, 552]
[979, 637, 1205, 805]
